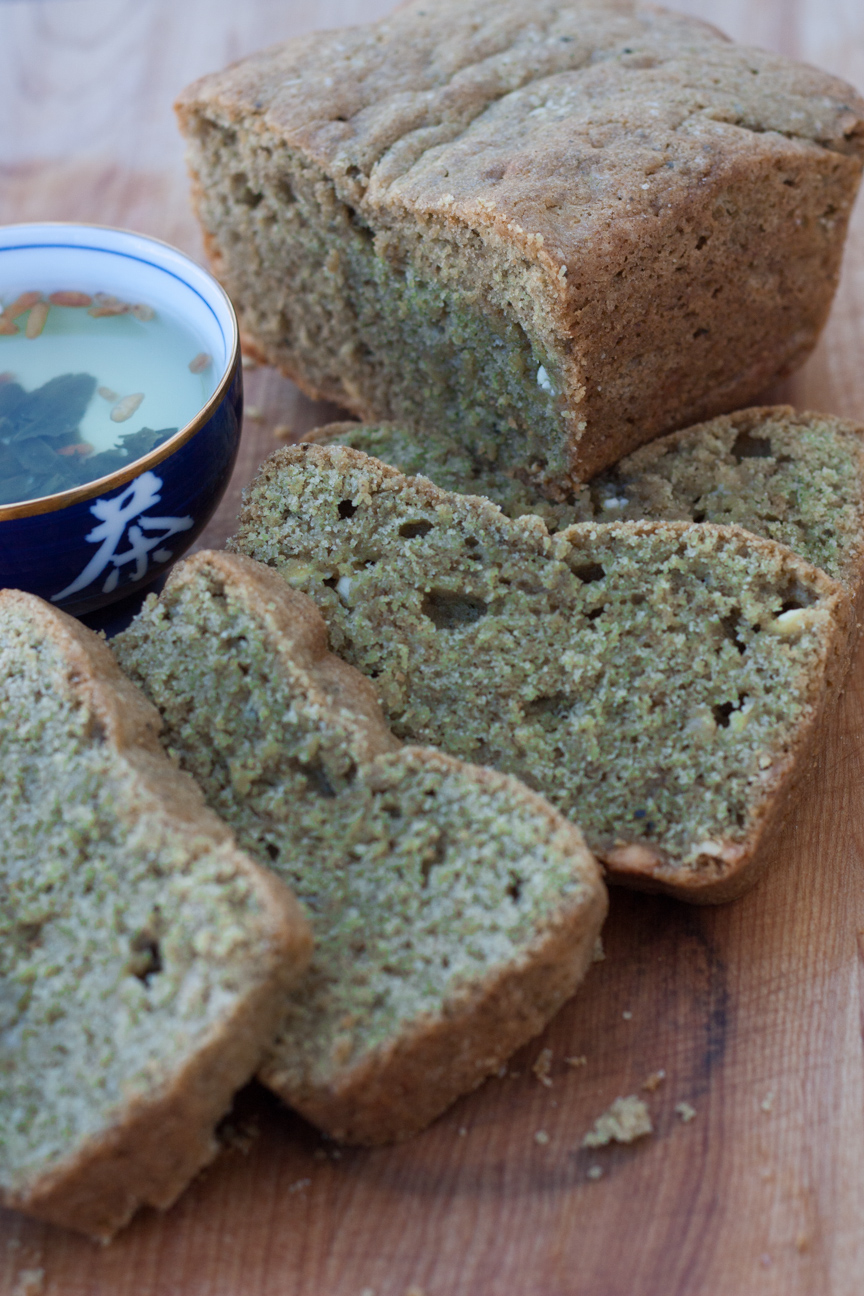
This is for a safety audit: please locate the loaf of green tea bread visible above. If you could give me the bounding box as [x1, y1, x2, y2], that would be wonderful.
[0, 592, 311, 1240]
[230, 443, 852, 903]
[176, 0, 864, 494]
[305, 406, 864, 587]
[113, 550, 607, 1144]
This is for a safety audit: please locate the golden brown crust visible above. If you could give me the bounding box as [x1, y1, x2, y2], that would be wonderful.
[0, 591, 313, 1241]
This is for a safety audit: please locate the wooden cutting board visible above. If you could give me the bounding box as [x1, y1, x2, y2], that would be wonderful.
[3, 1, 864, 1292]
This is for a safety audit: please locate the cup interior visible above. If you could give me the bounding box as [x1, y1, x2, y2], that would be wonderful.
[0, 223, 234, 381]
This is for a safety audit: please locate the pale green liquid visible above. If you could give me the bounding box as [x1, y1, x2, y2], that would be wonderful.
[0, 302, 215, 455]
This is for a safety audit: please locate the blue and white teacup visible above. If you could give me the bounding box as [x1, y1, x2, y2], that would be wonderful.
[0, 222, 241, 616]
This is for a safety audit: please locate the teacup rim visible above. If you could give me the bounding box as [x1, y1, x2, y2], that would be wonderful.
[0, 221, 240, 521]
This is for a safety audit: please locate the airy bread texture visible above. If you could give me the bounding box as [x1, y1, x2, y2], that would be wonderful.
[306, 406, 864, 587]
[231, 443, 852, 902]
[113, 551, 607, 1145]
[176, 0, 864, 494]
[0, 592, 312, 1240]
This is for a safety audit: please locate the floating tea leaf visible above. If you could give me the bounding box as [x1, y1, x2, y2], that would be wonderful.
[7, 374, 96, 444]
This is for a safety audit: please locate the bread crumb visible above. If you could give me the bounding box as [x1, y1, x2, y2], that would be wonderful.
[675, 1102, 696, 1123]
[273, 423, 294, 441]
[566, 1055, 587, 1068]
[458, 1127, 467, 1137]
[246, 405, 263, 419]
[532, 1047, 554, 1086]
[622, 1010, 632, 1020]
[761, 1091, 775, 1113]
[642, 1069, 666, 1091]
[534, 1129, 550, 1145]
[241, 354, 258, 369]
[582, 1096, 652, 1148]
[592, 936, 605, 962]
[586, 1165, 603, 1180]
[287, 1177, 311, 1194]
[795, 1233, 810, 1253]
[12, 1271, 44, 1296]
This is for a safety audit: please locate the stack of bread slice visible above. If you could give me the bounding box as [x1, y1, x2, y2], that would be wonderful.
[228, 436, 855, 902]
[113, 551, 607, 1146]
[0, 592, 312, 1240]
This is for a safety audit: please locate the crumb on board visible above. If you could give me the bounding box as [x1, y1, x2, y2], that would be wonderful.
[566, 1055, 587, 1068]
[760, 1091, 775, 1113]
[287, 1177, 311, 1194]
[582, 1096, 653, 1148]
[642, 1069, 666, 1091]
[534, 1129, 550, 1146]
[622, 1010, 632, 1020]
[533, 1047, 554, 1086]
[12, 1270, 44, 1296]
[675, 1101, 696, 1123]
[592, 936, 605, 962]
[246, 405, 263, 419]
[587, 1165, 603, 1181]
[273, 423, 294, 441]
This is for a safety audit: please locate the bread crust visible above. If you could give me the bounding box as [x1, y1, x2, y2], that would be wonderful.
[0, 591, 313, 1241]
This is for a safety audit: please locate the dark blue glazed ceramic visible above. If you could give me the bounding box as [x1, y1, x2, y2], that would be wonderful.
[0, 223, 241, 616]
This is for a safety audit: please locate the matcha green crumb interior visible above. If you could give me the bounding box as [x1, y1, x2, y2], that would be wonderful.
[231, 446, 842, 870]
[0, 615, 270, 1193]
[113, 570, 589, 1090]
[193, 131, 568, 482]
[313, 408, 864, 584]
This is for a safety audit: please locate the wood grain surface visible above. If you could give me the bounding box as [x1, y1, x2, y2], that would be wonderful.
[3, 1, 864, 1292]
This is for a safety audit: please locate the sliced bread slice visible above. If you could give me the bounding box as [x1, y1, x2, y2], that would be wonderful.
[230, 443, 852, 903]
[113, 550, 607, 1145]
[304, 406, 864, 588]
[0, 592, 312, 1240]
